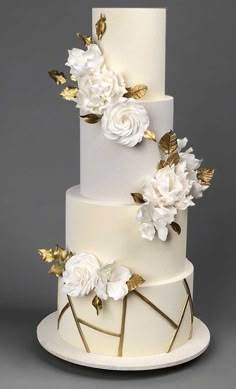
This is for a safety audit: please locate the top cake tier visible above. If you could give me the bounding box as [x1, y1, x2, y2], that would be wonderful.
[92, 8, 166, 100]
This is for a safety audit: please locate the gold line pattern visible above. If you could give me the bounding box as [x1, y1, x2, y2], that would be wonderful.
[183, 279, 194, 339]
[118, 295, 128, 357]
[57, 302, 70, 329]
[133, 290, 178, 329]
[167, 296, 189, 353]
[67, 296, 90, 353]
[58, 277, 193, 356]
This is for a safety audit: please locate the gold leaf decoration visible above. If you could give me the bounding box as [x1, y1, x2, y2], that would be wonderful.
[70, 74, 77, 82]
[131, 193, 145, 204]
[170, 222, 181, 235]
[92, 295, 103, 315]
[197, 168, 214, 186]
[159, 130, 178, 155]
[144, 130, 157, 142]
[60, 86, 78, 101]
[127, 274, 145, 292]
[80, 114, 101, 124]
[38, 248, 54, 263]
[48, 70, 67, 85]
[96, 13, 107, 40]
[124, 85, 148, 99]
[158, 160, 168, 170]
[53, 245, 73, 262]
[167, 152, 180, 166]
[48, 263, 64, 277]
[77, 33, 93, 46]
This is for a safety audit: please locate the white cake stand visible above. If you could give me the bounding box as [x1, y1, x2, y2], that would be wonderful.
[37, 312, 210, 371]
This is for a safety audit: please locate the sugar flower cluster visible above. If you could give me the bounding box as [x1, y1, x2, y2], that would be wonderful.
[66, 44, 150, 147]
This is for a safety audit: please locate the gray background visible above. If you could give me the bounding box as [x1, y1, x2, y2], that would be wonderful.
[0, 0, 235, 387]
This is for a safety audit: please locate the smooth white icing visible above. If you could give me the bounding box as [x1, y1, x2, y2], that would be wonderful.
[58, 261, 193, 356]
[92, 8, 166, 100]
[66, 186, 187, 283]
[80, 97, 174, 202]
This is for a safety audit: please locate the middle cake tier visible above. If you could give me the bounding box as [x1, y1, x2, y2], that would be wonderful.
[80, 97, 174, 202]
[66, 186, 187, 282]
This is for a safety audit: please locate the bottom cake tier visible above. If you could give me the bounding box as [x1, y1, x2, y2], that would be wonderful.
[57, 260, 194, 357]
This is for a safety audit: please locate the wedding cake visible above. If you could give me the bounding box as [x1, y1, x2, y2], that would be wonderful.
[38, 8, 214, 359]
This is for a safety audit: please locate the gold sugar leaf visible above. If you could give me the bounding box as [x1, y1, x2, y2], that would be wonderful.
[48, 70, 67, 85]
[96, 13, 107, 40]
[60, 86, 78, 101]
[80, 114, 101, 124]
[38, 248, 54, 263]
[92, 295, 103, 315]
[167, 152, 180, 166]
[48, 263, 64, 277]
[159, 130, 178, 155]
[131, 193, 145, 204]
[144, 130, 157, 142]
[53, 245, 72, 262]
[197, 168, 214, 186]
[170, 222, 181, 235]
[158, 160, 168, 170]
[77, 33, 93, 46]
[127, 274, 145, 292]
[124, 85, 148, 99]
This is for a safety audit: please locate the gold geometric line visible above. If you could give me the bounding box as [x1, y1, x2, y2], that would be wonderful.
[133, 290, 178, 329]
[167, 296, 189, 353]
[77, 317, 121, 337]
[118, 295, 128, 357]
[57, 302, 70, 329]
[67, 295, 90, 353]
[183, 279, 194, 339]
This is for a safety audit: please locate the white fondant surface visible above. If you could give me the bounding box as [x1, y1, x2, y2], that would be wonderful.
[80, 97, 174, 202]
[66, 186, 187, 282]
[92, 8, 166, 100]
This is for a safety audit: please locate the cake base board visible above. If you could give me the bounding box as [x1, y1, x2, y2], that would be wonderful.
[37, 312, 210, 371]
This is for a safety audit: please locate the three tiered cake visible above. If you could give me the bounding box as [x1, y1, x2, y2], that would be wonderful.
[38, 8, 214, 366]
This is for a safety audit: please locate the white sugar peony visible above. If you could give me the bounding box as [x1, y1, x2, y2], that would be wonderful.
[143, 162, 195, 211]
[66, 44, 104, 79]
[101, 98, 150, 147]
[137, 202, 176, 241]
[178, 138, 202, 172]
[76, 68, 126, 115]
[95, 262, 131, 301]
[62, 253, 100, 297]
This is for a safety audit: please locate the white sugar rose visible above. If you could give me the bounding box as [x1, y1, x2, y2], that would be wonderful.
[143, 162, 195, 211]
[76, 68, 126, 115]
[95, 262, 131, 301]
[66, 44, 104, 79]
[62, 253, 100, 297]
[178, 138, 201, 172]
[137, 202, 176, 241]
[101, 98, 150, 147]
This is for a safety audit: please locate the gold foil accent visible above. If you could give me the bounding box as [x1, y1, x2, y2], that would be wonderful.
[197, 168, 214, 186]
[96, 13, 107, 40]
[70, 74, 77, 82]
[67, 296, 90, 353]
[170, 221, 181, 235]
[57, 302, 70, 329]
[183, 279, 194, 339]
[80, 114, 101, 124]
[127, 274, 145, 292]
[77, 33, 93, 46]
[167, 152, 180, 166]
[48, 263, 64, 277]
[92, 295, 103, 315]
[144, 130, 157, 142]
[48, 70, 67, 85]
[159, 130, 178, 155]
[118, 295, 127, 356]
[124, 85, 148, 99]
[167, 296, 189, 353]
[60, 86, 78, 101]
[133, 290, 178, 329]
[130, 192, 145, 204]
[38, 248, 54, 263]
